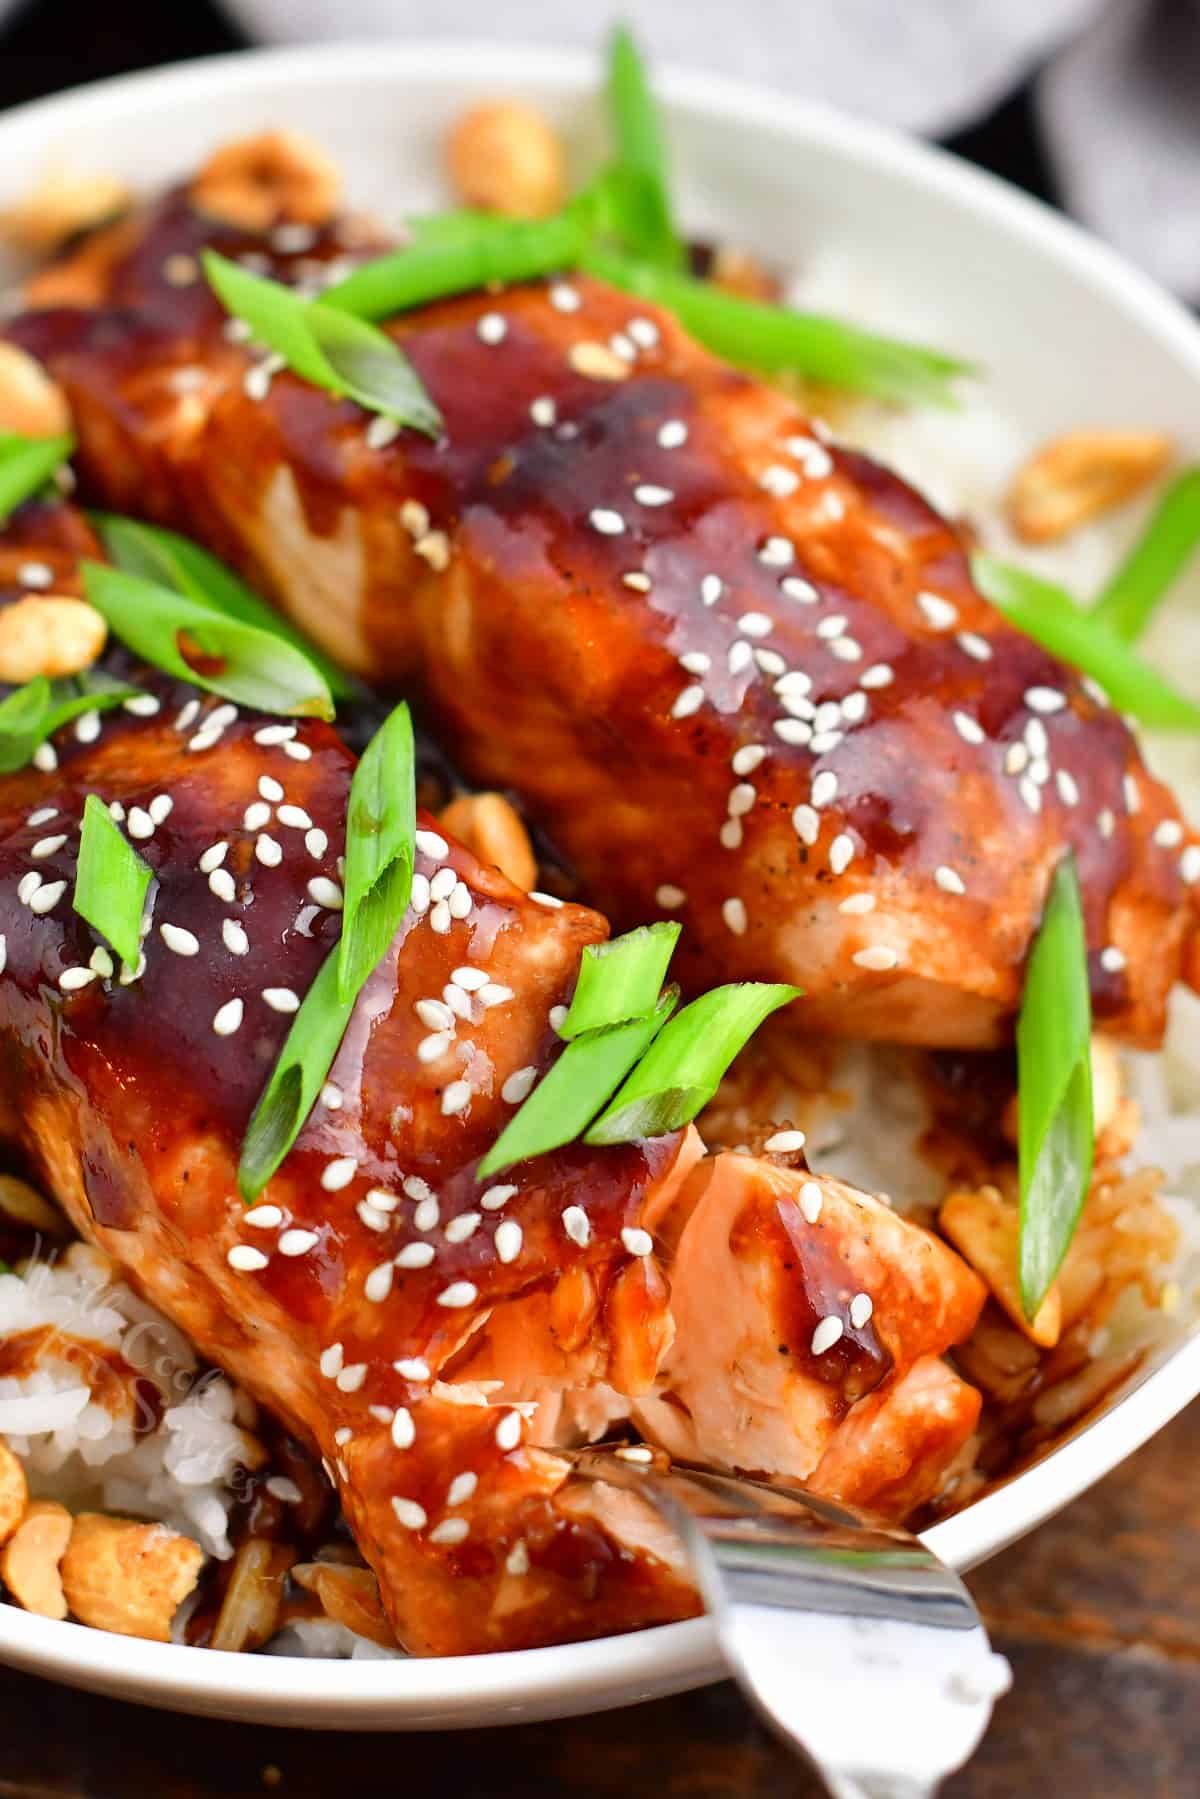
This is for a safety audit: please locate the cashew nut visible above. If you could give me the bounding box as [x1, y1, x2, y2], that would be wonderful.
[439, 791, 538, 891]
[0, 343, 72, 439]
[0, 595, 107, 684]
[60, 1513, 205, 1642]
[1, 1500, 72, 1619]
[447, 102, 567, 220]
[0, 1441, 28, 1547]
[1007, 430, 1171, 543]
[192, 130, 340, 231]
[940, 1186, 1062, 1349]
[1, 168, 131, 254]
[291, 1560, 397, 1649]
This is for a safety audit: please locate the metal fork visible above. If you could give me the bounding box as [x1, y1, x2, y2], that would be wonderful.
[570, 1446, 1011, 1799]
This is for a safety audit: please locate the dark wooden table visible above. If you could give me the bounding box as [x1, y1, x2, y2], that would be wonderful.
[0, 3, 1190, 1793]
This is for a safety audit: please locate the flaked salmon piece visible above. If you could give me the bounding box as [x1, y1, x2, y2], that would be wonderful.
[631, 1155, 984, 1514]
[6, 185, 1200, 1046]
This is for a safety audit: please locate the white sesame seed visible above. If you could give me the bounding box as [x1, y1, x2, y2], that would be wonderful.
[279, 1229, 319, 1257]
[127, 807, 154, 840]
[722, 897, 748, 936]
[32, 744, 57, 772]
[671, 683, 705, 720]
[17, 872, 40, 906]
[495, 1219, 523, 1263]
[916, 590, 958, 630]
[658, 419, 688, 448]
[589, 507, 626, 537]
[799, 1181, 823, 1223]
[841, 692, 869, 724]
[148, 794, 174, 826]
[501, 1066, 537, 1105]
[31, 832, 68, 861]
[549, 1004, 568, 1030]
[495, 1412, 522, 1451]
[123, 694, 160, 718]
[160, 922, 199, 957]
[728, 782, 756, 819]
[228, 1245, 269, 1273]
[811, 771, 839, 808]
[417, 998, 456, 1033]
[89, 946, 113, 978]
[700, 574, 723, 606]
[759, 536, 794, 567]
[1100, 946, 1127, 973]
[791, 804, 820, 846]
[1181, 846, 1200, 884]
[477, 311, 507, 344]
[212, 997, 244, 1036]
[727, 640, 753, 676]
[445, 1211, 481, 1244]
[760, 464, 800, 497]
[679, 652, 711, 677]
[738, 612, 773, 639]
[562, 1205, 591, 1247]
[391, 1497, 427, 1531]
[1056, 770, 1080, 807]
[719, 820, 743, 850]
[447, 1472, 477, 1507]
[958, 631, 992, 661]
[781, 576, 819, 605]
[448, 881, 472, 920]
[255, 834, 283, 868]
[634, 483, 673, 507]
[850, 1293, 874, 1329]
[395, 1241, 435, 1268]
[26, 808, 57, 827]
[389, 1406, 415, 1449]
[262, 987, 300, 1013]
[320, 1344, 344, 1379]
[829, 637, 861, 663]
[395, 1358, 431, 1382]
[621, 1226, 653, 1257]
[481, 1184, 518, 1211]
[244, 1204, 282, 1230]
[441, 1080, 472, 1116]
[953, 711, 985, 746]
[1155, 819, 1185, 849]
[860, 664, 894, 689]
[336, 1363, 367, 1393]
[277, 804, 312, 831]
[812, 1315, 844, 1355]
[413, 1197, 439, 1232]
[529, 892, 563, 909]
[321, 1156, 357, 1191]
[1004, 742, 1029, 776]
[1024, 718, 1049, 759]
[223, 919, 249, 956]
[199, 841, 228, 875]
[529, 394, 557, 427]
[429, 866, 457, 903]
[365, 1261, 395, 1305]
[416, 827, 448, 858]
[73, 709, 101, 744]
[1019, 776, 1042, 815]
[58, 966, 97, 992]
[506, 1542, 530, 1576]
[839, 893, 876, 915]
[28, 880, 65, 915]
[284, 740, 311, 762]
[418, 1032, 452, 1063]
[852, 945, 900, 971]
[1025, 686, 1067, 714]
[1123, 774, 1141, 814]
[732, 745, 767, 777]
[243, 801, 271, 832]
[437, 1280, 478, 1308]
[829, 833, 855, 875]
[550, 282, 580, 312]
[305, 827, 328, 860]
[764, 1129, 806, 1154]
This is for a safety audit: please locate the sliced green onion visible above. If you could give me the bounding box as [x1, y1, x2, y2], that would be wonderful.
[324, 206, 589, 322]
[559, 922, 680, 1039]
[94, 513, 357, 700]
[605, 26, 684, 270]
[584, 982, 800, 1144]
[1091, 467, 1200, 642]
[579, 245, 970, 407]
[0, 432, 74, 525]
[337, 701, 415, 1003]
[73, 793, 152, 970]
[239, 944, 357, 1201]
[973, 553, 1200, 731]
[81, 560, 335, 720]
[476, 988, 679, 1180]
[1016, 855, 1094, 1318]
[202, 251, 442, 438]
[0, 670, 142, 775]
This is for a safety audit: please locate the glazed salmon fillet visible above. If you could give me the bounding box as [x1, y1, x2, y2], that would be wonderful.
[0, 503, 987, 1652]
[7, 181, 1199, 1048]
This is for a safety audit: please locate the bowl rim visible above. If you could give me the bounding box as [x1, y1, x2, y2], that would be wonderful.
[0, 35, 1199, 1726]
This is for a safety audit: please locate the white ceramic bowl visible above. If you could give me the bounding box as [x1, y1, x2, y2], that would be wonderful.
[1, 40, 1199, 1731]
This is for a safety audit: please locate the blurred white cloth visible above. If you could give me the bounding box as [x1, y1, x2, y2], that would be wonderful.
[216, 0, 1200, 298]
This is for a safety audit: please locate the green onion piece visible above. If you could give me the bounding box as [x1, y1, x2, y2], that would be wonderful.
[94, 513, 357, 700]
[584, 982, 800, 1144]
[337, 701, 415, 1003]
[475, 987, 679, 1180]
[973, 553, 1200, 731]
[81, 560, 334, 720]
[1016, 855, 1094, 1318]
[202, 251, 442, 438]
[579, 245, 970, 407]
[1091, 467, 1200, 642]
[324, 207, 588, 322]
[559, 922, 680, 1039]
[605, 26, 684, 270]
[0, 670, 143, 775]
[239, 944, 357, 1201]
[0, 432, 74, 525]
[73, 793, 152, 969]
